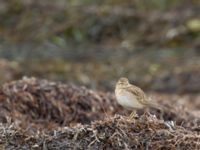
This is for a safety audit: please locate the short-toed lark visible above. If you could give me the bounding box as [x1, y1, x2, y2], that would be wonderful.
[115, 77, 160, 118]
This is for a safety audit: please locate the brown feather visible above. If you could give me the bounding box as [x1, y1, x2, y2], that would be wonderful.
[125, 84, 149, 105]
[115, 77, 162, 110]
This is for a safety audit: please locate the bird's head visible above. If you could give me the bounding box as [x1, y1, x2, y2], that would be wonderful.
[116, 77, 129, 87]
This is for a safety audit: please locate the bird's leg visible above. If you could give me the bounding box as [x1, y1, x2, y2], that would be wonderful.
[144, 108, 151, 116]
[129, 110, 138, 119]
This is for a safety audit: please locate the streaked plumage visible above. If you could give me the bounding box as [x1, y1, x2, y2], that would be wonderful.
[115, 77, 160, 118]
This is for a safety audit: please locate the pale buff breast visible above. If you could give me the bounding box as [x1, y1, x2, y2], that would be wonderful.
[115, 89, 144, 109]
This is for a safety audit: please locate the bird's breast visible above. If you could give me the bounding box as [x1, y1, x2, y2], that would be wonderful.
[115, 89, 144, 109]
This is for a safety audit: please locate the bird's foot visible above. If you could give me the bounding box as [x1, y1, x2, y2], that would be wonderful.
[129, 111, 138, 119]
[144, 111, 154, 118]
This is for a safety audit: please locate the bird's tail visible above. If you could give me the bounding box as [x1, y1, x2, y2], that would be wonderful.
[147, 97, 162, 110]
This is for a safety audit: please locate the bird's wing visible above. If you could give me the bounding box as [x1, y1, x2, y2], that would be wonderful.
[126, 85, 149, 106]
[126, 85, 162, 109]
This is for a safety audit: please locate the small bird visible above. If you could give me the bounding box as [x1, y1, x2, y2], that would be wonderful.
[115, 77, 160, 118]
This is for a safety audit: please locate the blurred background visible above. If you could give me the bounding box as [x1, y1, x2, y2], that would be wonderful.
[0, 0, 199, 93]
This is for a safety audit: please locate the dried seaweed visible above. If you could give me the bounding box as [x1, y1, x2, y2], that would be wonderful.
[0, 77, 122, 129]
[0, 77, 200, 149]
[1, 115, 200, 150]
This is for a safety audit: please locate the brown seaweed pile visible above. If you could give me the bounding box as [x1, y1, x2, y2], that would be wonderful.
[0, 77, 121, 129]
[1, 115, 200, 149]
[0, 77, 200, 149]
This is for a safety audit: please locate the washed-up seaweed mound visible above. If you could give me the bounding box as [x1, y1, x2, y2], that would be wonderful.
[0, 77, 122, 129]
[0, 77, 200, 149]
[1, 115, 200, 150]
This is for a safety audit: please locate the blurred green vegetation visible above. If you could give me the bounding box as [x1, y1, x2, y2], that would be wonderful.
[0, 0, 199, 92]
[0, 0, 199, 43]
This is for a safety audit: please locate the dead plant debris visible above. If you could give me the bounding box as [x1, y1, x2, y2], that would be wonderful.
[0, 77, 200, 149]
